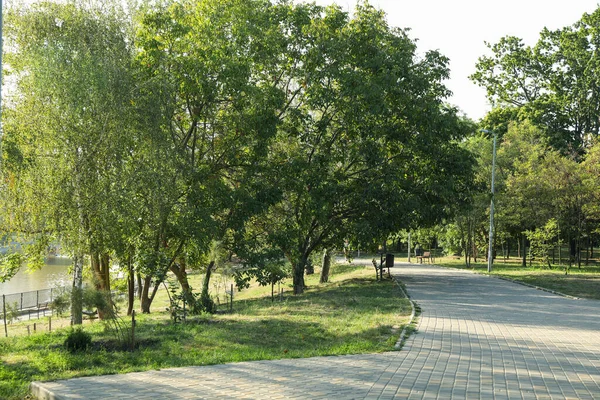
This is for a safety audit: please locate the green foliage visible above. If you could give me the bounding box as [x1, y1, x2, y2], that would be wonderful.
[0, 253, 23, 283]
[526, 219, 560, 267]
[472, 8, 600, 154]
[1, 0, 475, 309]
[198, 293, 216, 314]
[82, 287, 113, 317]
[3, 302, 20, 324]
[166, 281, 209, 321]
[64, 327, 92, 352]
[51, 290, 70, 317]
[236, 1, 475, 293]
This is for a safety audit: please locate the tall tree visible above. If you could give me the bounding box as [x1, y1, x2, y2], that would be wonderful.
[248, 2, 475, 294]
[132, 0, 288, 311]
[471, 7, 600, 155]
[2, 1, 137, 322]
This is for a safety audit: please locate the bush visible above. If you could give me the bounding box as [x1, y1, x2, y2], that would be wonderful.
[4, 302, 20, 324]
[64, 327, 92, 352]
[51, 290, 70, 317]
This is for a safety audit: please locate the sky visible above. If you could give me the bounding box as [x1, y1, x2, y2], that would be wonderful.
[304, 0, 600, 121]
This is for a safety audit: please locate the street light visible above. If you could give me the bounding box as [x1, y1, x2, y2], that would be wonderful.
[481, 129, 497, 272]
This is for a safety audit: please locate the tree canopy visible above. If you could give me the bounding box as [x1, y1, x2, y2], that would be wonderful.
[472, 8, 600, 155]
[1, 0, 477, 310]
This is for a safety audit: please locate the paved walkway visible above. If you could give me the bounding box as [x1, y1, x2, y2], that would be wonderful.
[31, 264, 600, 399]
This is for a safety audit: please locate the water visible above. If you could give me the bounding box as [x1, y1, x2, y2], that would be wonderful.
[0, 257, 72, 295]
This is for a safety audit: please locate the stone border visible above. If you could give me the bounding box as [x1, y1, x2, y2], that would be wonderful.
[391, 276, 417, 349]
[30, 381, 60, 400]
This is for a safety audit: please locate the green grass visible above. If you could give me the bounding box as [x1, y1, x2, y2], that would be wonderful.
[436, 256, 600, 300]
[0, 264, 411, 399]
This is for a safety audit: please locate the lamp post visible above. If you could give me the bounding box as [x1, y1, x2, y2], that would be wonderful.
[481, 129, 497, 273]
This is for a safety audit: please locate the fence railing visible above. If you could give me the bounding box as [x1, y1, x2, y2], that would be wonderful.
[1, 287, 68, 321]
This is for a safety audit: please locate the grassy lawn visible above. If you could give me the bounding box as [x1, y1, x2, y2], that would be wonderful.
[436, 256, 600, 300]
[0, 263, 411, 399]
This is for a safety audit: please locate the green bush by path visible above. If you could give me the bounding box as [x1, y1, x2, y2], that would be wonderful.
[0, 264, 411, 399]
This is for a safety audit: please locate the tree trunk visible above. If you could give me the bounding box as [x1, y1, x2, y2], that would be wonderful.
[305, 259, 314, 275]
[170, 261, 194, 301]
[140, 276, 153, 313]
[293, 255, 307, 295]
[522, 235, 527, 267]
[472, 229, 477, 263]
[320, 248, 331, 284]
[586, 235, 591, 266]
[127, 255, 134, 316]
[91, 252, 112, 320]
[136, 273, 143, 300]
[71, 254, 84, 325]
[200, 261, 216, 313]
[201, 261, 214, 299]
[577, 211, 582, 269]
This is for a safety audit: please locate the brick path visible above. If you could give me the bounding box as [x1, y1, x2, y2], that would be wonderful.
[31, 264, 600, 399]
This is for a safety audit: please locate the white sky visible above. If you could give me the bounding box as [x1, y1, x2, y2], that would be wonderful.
[305, 0, 600, 121]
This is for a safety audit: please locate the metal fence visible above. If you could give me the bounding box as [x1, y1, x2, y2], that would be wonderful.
[1, 287, 68, 322]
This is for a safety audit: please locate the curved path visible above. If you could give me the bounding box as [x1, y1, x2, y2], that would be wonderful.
[32, 264, 600, 399]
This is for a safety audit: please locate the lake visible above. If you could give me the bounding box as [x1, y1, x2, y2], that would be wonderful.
[0, 257, 72, 295]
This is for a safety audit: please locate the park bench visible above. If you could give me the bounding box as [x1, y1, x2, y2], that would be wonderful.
[82, 309, 98, 319]
[416, 251, 432, 264]
[372, 254, 395, 280]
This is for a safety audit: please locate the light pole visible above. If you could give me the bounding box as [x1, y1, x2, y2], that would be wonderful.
[481, 129, 497, 272]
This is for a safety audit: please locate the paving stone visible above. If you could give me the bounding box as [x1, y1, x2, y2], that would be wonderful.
[30, 264, 600, 399]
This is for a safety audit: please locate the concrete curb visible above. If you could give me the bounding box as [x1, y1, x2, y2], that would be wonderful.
[30, 381, 62, 400]
[391, 275, 417, 349]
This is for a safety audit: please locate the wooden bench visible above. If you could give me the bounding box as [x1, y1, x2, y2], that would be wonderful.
[83, 309, 98, 319]
[372, 254, 394, 280]
[372, 259, 384, 279]
[416, 251, 432, 264]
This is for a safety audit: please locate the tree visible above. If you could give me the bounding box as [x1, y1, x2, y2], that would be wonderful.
[526, 219, 559, 268]
[491, 121, 593, 268]
[471, 7, 600, 155]
[248, 2, 475, 294]
[2, 1, 138, 323]
[438, 132, 491, 266]
[132, 0, 290, 311]
[495, 122, 554, 266]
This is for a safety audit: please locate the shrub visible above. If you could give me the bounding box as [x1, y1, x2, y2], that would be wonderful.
[51, 290, 70, 317]
[64, 327, 92, 352]
[4, 302, 20, 324]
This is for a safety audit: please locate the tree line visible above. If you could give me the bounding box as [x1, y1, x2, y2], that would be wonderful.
[0, 0, 473, 323]
[430, 7, 600, 268]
